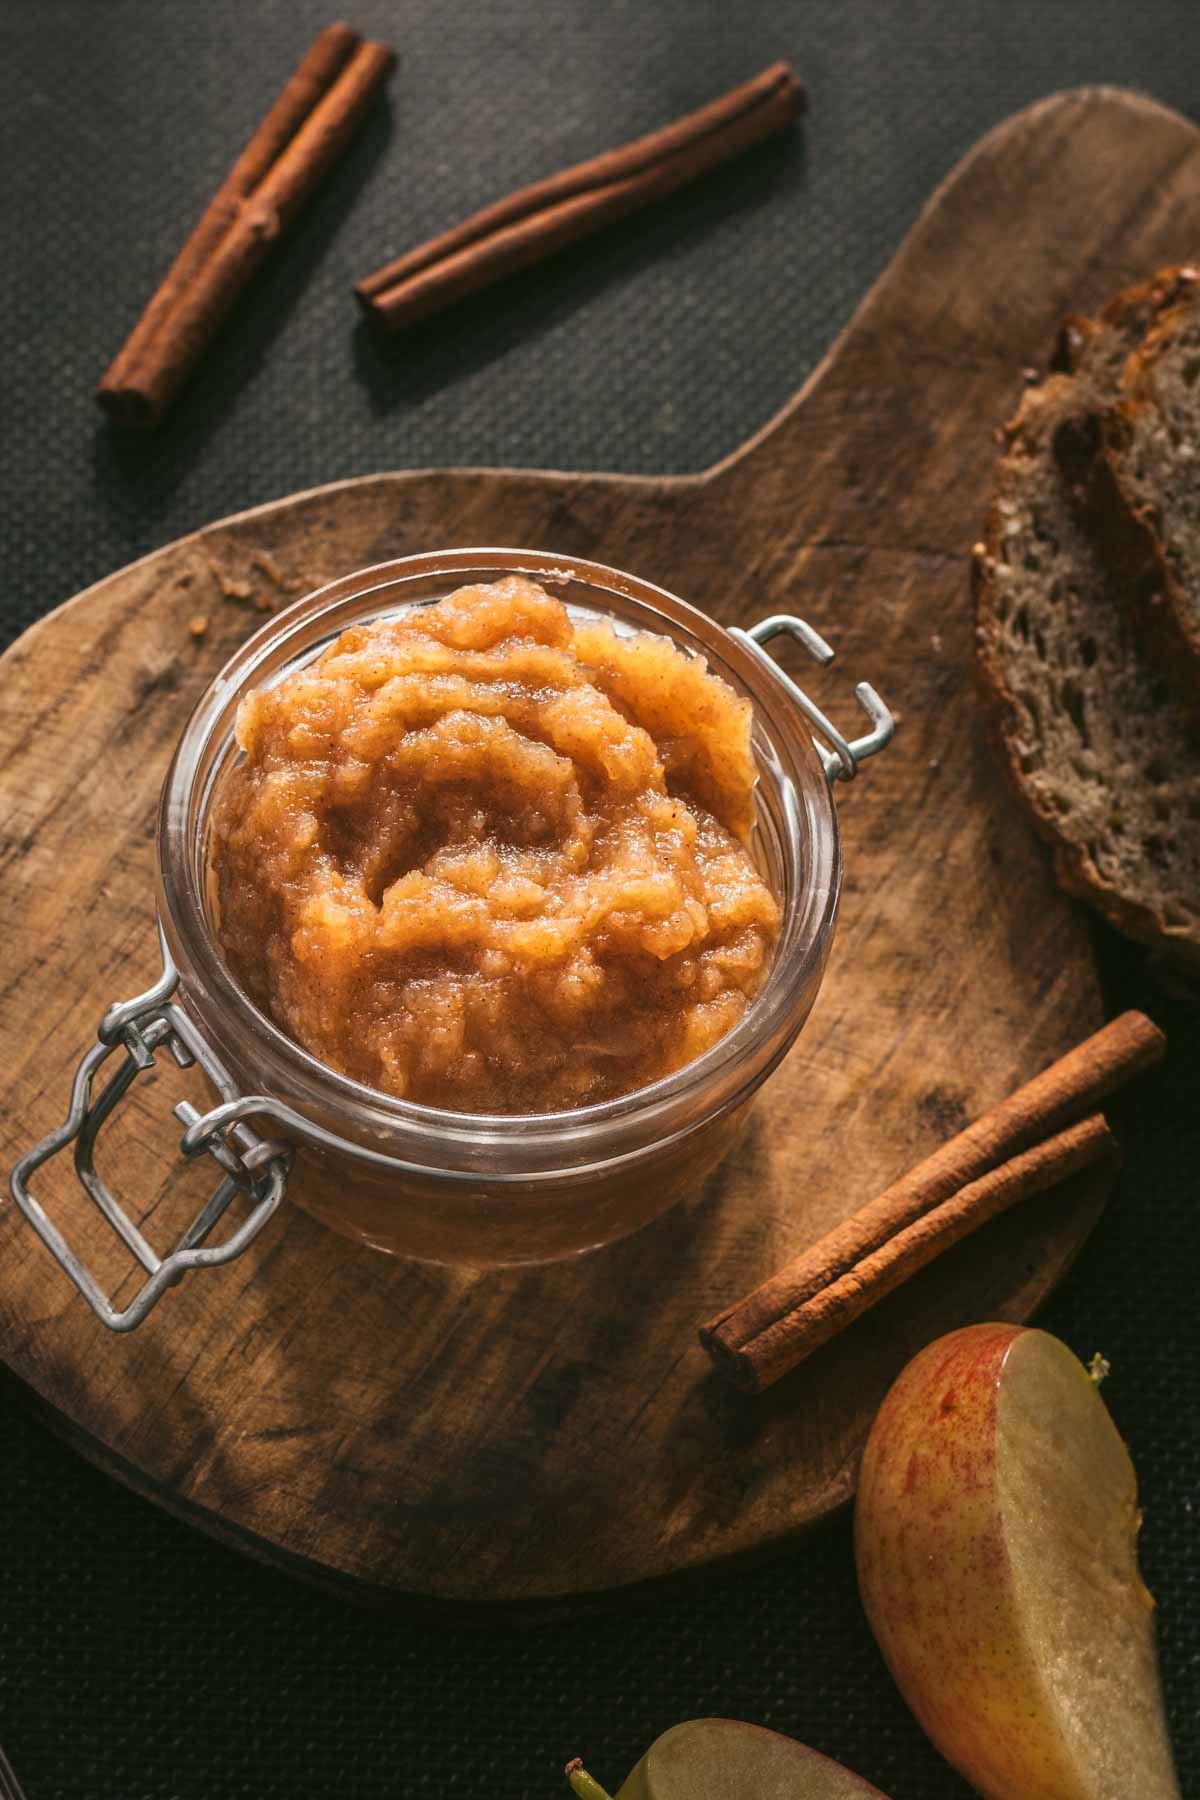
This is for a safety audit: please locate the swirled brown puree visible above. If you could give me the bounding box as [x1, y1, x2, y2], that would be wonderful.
[211, 578, 779, 1112]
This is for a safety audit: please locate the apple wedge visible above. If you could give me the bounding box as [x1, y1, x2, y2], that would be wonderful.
[567, 1719, 891, 1799]
[855, 1323, 1180, 1800]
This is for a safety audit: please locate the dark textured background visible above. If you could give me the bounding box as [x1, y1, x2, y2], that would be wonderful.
[1, 3, 1198, 1796]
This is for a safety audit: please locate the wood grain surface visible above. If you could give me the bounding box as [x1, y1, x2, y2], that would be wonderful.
[2, 87, 1195, 1610]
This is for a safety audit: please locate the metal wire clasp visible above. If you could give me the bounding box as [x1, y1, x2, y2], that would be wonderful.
[8, 936, 291, 1333]
[731, 613, 895, 782]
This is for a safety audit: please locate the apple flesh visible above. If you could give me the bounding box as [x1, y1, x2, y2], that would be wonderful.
[569, 1718, 891, 1799]
[855, 1323, 1179, 1800]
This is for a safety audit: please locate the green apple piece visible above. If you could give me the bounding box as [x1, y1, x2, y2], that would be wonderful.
[567, 1719, 891, 1799]
[855, 1323, 1180, 1800]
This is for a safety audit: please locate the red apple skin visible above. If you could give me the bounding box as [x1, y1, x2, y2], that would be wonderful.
[854, 1321, 1180, 1800]
[855, 1323, 1040, 1798]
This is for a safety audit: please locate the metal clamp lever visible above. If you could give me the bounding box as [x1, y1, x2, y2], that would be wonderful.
[731, 613, 895, 783]
[9, 950, 291, 1333]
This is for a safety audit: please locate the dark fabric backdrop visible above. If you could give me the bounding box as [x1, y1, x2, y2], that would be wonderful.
[1, 4, 1197, 1796]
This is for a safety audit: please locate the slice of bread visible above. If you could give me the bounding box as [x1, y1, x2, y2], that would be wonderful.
[974, 373, 1200, 972]
[1103, 295, 1200, 697]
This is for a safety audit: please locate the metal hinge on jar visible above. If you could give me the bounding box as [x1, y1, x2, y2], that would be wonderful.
[9, 933, 291, 1333]
[732, 613, 894, 782]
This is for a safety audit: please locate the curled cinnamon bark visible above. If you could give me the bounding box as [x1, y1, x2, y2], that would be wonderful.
[702, 1011, 1165, 1392]
[98, 23, 395, 427]
[356, 62, 805, 331]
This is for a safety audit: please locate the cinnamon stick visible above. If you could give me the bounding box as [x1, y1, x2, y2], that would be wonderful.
[706, 1115, 1118, 1392]
[355, 61, 806, 332]
[702, 1010, 1165, 1391]
[98, 23, 395, 427]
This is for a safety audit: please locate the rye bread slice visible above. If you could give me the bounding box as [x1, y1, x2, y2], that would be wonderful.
[1103, 294, 1200, 698]
[974, 374, 1200, 973]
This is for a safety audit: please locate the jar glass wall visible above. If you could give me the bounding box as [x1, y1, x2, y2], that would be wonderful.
[155, 550, 844, 1266]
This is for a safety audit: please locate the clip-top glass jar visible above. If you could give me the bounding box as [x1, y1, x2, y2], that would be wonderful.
[11, 550, 893, 1329]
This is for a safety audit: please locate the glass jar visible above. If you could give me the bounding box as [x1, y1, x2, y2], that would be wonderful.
[11, 549, 893, 1329]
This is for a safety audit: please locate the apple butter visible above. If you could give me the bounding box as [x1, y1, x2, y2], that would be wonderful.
[210, 577, 779, 1112]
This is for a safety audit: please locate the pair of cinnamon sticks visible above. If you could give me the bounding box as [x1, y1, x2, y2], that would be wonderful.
[100, 28, 805, 427]
[355, 61, 805, 331]
[100, 24, 395, 427]
[702, 1011, 1165, 1393]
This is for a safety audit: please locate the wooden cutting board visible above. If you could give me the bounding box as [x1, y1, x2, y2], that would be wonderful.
[1, 87, 1194, 1612]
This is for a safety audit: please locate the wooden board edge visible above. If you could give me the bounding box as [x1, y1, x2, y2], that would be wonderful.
[0, 466, 702, 672]
[1, 1174, 1108, 1616]
[703, 84, 1200, 483]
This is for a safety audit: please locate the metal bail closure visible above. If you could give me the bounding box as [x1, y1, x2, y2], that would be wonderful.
[8, 938, 291, 1333]
[731, 613, 895, 783]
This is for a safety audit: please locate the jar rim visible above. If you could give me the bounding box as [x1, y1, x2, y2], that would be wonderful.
[156, 549, 841, 1155]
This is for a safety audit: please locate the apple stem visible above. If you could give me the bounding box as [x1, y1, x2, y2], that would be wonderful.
[564, 1759, 614, 1800]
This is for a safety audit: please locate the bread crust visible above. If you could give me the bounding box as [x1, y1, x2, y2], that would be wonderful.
[1049, 266, 1200, 710]
[973, 375, 1200, 975]
[1050, 265, 1200, 379]
[1101, 298, 1200, 701]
